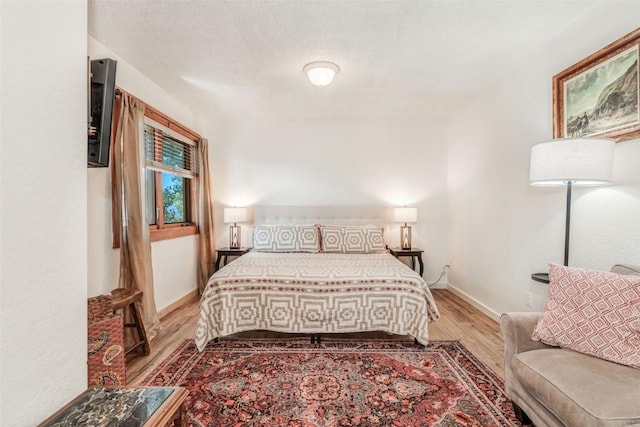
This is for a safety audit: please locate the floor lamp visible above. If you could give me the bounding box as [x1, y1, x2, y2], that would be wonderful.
[529, 138, 615, 282]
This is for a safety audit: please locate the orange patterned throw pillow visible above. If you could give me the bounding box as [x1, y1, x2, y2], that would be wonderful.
[532, 264, 640, 369]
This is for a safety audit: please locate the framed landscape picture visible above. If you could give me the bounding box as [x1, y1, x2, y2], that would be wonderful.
[553, 28, 640, 141]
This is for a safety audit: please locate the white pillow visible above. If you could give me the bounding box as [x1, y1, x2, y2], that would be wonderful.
[319, 225, 386, 253]
[252, 225, 320, 253]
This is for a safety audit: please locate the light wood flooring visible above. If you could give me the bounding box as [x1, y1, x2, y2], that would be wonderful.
[126, 289, 505, 384]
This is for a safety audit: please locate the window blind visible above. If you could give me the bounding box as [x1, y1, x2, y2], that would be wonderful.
[144, 123, 197, 179]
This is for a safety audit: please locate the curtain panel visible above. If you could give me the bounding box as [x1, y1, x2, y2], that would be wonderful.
[112, 93, 160, 341]
[197, 138, 216, 294]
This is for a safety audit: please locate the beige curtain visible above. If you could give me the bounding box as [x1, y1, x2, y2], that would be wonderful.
[197, 137, 216, 294]
[112, 93, 160, 340]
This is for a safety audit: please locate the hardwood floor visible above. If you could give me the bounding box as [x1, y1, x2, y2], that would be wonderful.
[126, 289, 505, 384]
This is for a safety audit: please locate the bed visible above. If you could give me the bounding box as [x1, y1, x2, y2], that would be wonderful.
[194, 207, 440, 351]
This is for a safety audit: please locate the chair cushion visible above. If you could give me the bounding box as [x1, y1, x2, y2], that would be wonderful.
[513, 348, 640, 427]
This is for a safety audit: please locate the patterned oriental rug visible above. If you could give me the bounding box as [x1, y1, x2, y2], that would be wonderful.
[139, 339, 522, 427]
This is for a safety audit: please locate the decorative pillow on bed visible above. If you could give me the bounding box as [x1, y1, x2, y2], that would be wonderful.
[252, 225, 320, 252]
[532, 263, 640, 369]
[319, 225, 386, 253]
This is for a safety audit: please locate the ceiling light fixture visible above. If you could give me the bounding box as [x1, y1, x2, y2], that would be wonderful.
[303, 61, 340, 86]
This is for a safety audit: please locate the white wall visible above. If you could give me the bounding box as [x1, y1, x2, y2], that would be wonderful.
[446, 4, 640, 318]
[87, 37, 201, 309]
[0, 1, 88, 424]
[205, 118, 450, 283]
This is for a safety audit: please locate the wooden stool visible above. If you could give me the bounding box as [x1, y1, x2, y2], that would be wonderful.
[110, 288, 150, 357]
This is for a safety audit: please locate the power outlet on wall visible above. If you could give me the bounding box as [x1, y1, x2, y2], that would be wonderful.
[526, 291, 533, 308]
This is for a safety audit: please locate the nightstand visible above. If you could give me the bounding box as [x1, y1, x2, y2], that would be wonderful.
[214, 247, 251, 272]
[389, 247, 424, 276]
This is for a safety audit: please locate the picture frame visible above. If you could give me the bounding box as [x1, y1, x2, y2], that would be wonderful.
[553, 28, 640, 142]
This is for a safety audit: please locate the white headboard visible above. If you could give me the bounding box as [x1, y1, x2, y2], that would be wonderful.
[252, 206, 391, 228]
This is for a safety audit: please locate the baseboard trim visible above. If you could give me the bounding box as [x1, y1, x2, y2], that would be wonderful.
[428, 282, 449, 290]
[159, 289, 199, 319]
[446, 284, 501, 322]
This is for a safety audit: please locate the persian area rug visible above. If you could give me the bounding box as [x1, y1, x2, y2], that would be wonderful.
[139, 339, 522, 427]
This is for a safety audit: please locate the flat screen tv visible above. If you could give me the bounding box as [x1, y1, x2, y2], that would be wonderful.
[88, 58, 117, 168]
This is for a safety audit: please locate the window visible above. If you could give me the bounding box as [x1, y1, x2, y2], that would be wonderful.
[110, 91, 202, 248]
[143, 116, 199, 242]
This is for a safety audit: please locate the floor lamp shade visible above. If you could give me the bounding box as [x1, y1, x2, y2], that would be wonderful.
[529, 138, 615, 186]
[224, 207, 248, 249]
[529, 138, 615, 267]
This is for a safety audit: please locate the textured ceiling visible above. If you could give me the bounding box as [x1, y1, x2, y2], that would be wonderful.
[88, 0, 597, 120]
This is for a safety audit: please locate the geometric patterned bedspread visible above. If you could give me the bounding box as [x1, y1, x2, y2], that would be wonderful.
[195, 252, 440, 351]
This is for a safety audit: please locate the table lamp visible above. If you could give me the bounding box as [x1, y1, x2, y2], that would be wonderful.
[224, 207, 247, 249]
[529, 137, 615, 281]
[394, 207, 418, 250]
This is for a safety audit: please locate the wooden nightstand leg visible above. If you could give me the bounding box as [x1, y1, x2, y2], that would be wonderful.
[418, 255, 424, 276]
[411, 256, 416, 271]
[214, 254, 223, 272]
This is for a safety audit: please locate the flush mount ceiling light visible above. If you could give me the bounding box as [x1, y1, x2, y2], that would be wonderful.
[303, 61, 340, 86]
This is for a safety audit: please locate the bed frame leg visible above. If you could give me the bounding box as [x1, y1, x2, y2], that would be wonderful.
[213, 337, 219, 343]
[310, 334, 322, 344]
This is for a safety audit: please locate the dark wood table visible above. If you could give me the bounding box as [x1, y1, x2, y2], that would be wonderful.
[389, 247, 424, 276]
[531, 273, 550, 284]
[214, 247, 251, 272]
[38, 386, 188, 427]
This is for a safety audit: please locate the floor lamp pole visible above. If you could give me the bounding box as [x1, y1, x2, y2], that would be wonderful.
[564, 181, 572, 267]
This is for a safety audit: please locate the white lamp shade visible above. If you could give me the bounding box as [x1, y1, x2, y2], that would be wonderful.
[303, 61, 340, 86]
[529, 138, 615, 186]
[224, 207, 247, 224]
[394, 207, 418, 223]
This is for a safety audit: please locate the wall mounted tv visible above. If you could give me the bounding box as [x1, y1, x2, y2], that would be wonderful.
[88, 58, 117, 167]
